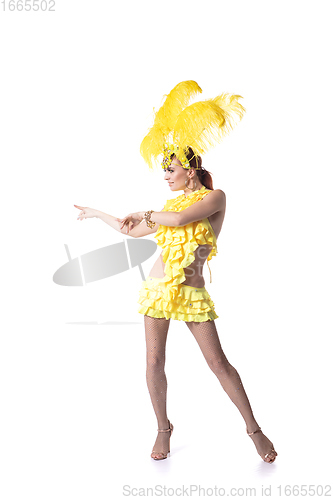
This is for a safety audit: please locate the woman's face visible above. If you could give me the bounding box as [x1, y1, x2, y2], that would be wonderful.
[163, 157, 192, 191]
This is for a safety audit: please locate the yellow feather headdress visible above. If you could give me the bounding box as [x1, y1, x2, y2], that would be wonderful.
[140, 81, 246, 170]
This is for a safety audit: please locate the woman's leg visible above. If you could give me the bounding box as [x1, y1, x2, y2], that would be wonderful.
[144, 315, 172, 459]
[185, 319, 277, 463]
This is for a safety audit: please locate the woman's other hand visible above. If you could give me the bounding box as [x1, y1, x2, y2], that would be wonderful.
[74, 205, 99, 220]
[115, 212, 144, 234]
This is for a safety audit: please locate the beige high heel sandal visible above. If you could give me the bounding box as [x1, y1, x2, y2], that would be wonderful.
[247, 427, 278, 463]
[151, 420, 174, 460]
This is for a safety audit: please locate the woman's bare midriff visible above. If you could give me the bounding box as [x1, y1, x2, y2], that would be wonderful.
[148, 210, 225, 288]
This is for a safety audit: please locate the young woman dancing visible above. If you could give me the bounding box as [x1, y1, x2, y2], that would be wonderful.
[74, 81, 277, 464]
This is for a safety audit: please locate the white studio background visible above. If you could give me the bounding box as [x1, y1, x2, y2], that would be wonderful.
[0, 0, 332, 499]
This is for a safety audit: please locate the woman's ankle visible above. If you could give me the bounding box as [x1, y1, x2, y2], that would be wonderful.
[246, 419, 260, 434]
[157, 418, 170, 430]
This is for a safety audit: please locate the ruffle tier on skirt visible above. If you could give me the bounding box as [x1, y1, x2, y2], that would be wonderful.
[138, 276, 218, 322]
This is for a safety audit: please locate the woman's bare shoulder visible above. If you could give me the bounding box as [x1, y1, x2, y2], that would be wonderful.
[212, 188, 225, 197]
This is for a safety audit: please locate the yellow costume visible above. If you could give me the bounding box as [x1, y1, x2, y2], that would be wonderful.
[138, 80, 245, 322]
[138, 185, 218, 322]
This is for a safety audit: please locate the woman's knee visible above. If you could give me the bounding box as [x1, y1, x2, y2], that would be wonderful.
[146, 354, 166, 371]
[207, 356, 231, 376]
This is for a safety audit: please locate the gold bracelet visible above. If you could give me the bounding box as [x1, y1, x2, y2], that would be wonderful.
[144, 210, 156, 228]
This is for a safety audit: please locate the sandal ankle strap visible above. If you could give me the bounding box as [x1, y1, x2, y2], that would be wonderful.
[247, 426, 262, 436]
[157, 421, 173, 433]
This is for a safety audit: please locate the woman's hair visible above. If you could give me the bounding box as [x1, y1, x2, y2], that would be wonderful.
[171, 147, 214, 190]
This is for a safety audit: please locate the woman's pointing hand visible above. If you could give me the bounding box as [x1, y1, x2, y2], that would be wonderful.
[74, 205, 99, 220]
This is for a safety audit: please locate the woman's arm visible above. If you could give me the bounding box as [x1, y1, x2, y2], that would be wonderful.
[126, 219, 159, 238]
[177, 190, 226, 226]
[134, 191, 225, 228]
[97, 210, 135, 235]
[117, 193, 223, 231]
[74, 205, 133, 235]
[98, 208, 167, 237]
[118, 210, 179, 229]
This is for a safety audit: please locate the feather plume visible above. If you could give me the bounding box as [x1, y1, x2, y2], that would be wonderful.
[140, 81, 202, 169]
[172, 93, 246, 166]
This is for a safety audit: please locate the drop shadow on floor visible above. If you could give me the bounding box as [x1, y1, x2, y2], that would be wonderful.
[65, 321, 141, 325]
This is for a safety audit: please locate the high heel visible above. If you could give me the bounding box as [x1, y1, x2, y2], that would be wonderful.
[151, 420, 174, 460]
[247, 427, 278, 463]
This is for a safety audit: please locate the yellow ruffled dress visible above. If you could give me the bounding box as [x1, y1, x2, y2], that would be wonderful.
[138, 185, 219, 322]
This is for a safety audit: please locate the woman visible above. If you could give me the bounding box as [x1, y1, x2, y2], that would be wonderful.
[74, 81, 278, 464]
